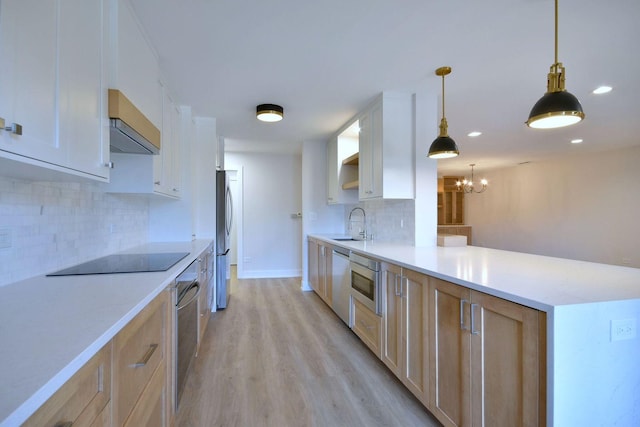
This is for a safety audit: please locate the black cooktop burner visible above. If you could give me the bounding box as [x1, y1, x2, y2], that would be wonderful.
[46, 252, 190, 276]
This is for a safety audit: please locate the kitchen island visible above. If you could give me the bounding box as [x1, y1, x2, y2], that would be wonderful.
[0, 239, 211, 427]
[310, 235, 640, 427]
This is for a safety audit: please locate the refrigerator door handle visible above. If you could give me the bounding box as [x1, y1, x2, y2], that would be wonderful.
[225, 185, 233, 236]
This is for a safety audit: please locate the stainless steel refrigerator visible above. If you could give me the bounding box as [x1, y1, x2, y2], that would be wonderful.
[216, 170, 233, 309]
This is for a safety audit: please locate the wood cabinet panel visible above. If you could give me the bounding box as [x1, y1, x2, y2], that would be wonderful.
[123, 361, 167, 427]
[352, 297, 382, 358]
[381, 264, 429, 404]
[470, 291, 544, 426]
[22, 343, 111, 427]
[113, 291, 168, 426]
[381, 263, 402, 376]
[402, 268, 429, 404]
[429, 276, 544, 427]
[429, 277, 471, 427]
[438, 177, 465, 225]
[307, 238, 332, 304]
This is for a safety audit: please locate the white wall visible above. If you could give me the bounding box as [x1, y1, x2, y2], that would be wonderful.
[467, 145, 640, 268]
[0, 176, 148, 286]
[225, 151, 303, 278]
[301, 139, 346, 290]
[552, 299, 640, 426]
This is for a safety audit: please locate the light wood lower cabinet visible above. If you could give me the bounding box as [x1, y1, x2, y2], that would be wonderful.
[22, 284, 178, 427]
[22, 343, 111, 427]
[351, 297, 382, 358]
[381, 263, 429, 405]
[429, 277, 545, 427]
[307, 238, 332, 305]
[113, 290, 170, 427]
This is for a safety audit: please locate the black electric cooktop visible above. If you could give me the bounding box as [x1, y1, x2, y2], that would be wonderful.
[46, 252, 190, 276]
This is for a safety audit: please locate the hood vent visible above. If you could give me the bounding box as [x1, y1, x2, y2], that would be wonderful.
[108, 89, 160, 155]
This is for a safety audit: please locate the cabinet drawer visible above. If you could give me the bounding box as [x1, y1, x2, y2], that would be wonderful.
[23, 343, 111, 427]
[123, 361, 166, 427]
[352, 297, 382, 358]
[113, 292, 168, 426]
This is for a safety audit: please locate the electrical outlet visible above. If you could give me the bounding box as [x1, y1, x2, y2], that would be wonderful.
[0, 228, 11, 249]
[611, 318, 637, 341]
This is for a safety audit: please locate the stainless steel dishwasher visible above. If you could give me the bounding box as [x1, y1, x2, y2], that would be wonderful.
[331, 246, 351, 325]
[174, 259, 201, 410]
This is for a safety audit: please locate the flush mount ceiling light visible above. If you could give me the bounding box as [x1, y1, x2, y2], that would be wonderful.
[428, 66, 459, 159]
[256, 104, 283, 122]
[526, 0, 584, 129]
[456, 164, 488, 194]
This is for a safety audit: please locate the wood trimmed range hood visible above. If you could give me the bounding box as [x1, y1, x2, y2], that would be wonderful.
[108, 89, 161, 155]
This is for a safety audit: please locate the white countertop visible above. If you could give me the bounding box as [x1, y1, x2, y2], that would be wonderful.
[311, 235, 640, 311]
[0, 240, 211, 427]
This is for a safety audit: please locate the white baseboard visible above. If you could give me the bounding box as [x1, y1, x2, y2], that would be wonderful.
[239, 269, 302, 279]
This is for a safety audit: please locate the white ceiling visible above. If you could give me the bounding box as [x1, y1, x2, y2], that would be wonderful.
[129, 0, 640, 176]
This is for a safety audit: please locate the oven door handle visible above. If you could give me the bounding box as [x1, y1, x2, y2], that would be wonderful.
[177, 281, 201, 310]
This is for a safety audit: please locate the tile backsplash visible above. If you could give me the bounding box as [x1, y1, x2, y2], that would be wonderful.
[346, 199, 415, 244]
[0, 176, 149, 287]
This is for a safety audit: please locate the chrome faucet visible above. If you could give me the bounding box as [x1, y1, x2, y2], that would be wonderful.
[348, 207, 367, 240]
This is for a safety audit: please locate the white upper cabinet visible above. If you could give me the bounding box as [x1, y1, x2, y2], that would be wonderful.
[110, 0, 162, 129]
[326, 133, 359, 205]
[153, 85, 181, 198]
[0, 0, 110, 181]
[359, 92, 414, 200]
[105, 0, 182, 199]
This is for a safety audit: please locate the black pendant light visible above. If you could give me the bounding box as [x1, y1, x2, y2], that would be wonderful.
[428, 66, 459, 159]
[526, 0, 584, 129]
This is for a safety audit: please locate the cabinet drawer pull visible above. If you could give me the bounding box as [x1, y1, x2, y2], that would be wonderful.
[394, 273, 400, 297]
[470, 303, 480, 335]
[54, 422, 73, 427]
[460, 299, 469, 330]
[131, 343, 158, 368]
[3, 122, 22, 135]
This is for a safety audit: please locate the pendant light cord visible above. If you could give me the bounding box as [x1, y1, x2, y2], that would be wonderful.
[554, 0, 559, 65]
[441, 74, 446, 117]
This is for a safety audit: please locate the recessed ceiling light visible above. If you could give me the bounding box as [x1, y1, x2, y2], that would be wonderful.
[592, 86, 612, 95]
[571, 138, 583, 144]
[467, 131, 482, 137]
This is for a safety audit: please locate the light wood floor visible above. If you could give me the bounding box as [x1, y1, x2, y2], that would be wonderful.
[176, 269, 441, 427]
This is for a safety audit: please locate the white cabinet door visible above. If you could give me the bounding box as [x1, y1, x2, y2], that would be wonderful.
[153, 86, 181, 198]
[58, 0, 109, 179]
[357, 92, 413, 200]
[327, 136, 339, 203]
[326, 135, 358, 204]
[0, 0, 109, 180]
[358, 111, 374, 199]
[0, 0, 59, 162]
[113, 0, 162, 128]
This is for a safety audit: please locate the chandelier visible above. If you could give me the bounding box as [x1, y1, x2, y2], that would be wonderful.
[456, 164, 488, 193]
